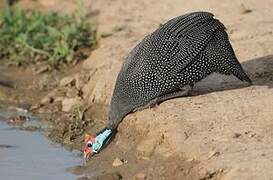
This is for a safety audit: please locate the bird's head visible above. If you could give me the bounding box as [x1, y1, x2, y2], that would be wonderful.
[82, 128, 113, 161]
[83, 133, 96, 160]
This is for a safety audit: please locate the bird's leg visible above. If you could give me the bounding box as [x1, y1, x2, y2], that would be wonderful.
[133, 85, 193, 112]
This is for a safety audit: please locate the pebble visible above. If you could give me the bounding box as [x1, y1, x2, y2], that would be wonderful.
[233, 133, 242, 138]
[208, 151, 220, 159]
[136, 172, 147, 180]
[41, 96, 54, 104]
[60, 76, 76, 87]
[112, 157, 124, 167]
[240, 4, 252, 14]
[186, 158, 195, 162]
[35, 65, 50, 74]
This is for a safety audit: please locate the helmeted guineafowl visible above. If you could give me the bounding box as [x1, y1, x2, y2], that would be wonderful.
[83, 11, 251, 160]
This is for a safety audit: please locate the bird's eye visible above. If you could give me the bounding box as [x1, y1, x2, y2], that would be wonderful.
[87, 141, 92, 148]
[87, 143, 92, 147]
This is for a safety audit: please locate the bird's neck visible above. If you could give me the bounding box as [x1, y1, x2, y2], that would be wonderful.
[107, 106, 133, 130]
[94, 127, 116, 152]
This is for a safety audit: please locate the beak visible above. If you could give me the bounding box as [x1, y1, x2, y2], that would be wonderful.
[83, 147, 96, 162]
[83, 146, 91, 159]
[83, 152, 95, 164]
[83, 152, 90, 160]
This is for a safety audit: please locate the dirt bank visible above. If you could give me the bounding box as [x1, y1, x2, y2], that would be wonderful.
[61, 0, 273, 179]
[14, 0, 273, 179]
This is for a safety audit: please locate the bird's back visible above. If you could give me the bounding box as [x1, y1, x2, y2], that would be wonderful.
[107, 12, 250, 129]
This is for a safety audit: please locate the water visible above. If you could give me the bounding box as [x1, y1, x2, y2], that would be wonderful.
[0, 113, 81, 180]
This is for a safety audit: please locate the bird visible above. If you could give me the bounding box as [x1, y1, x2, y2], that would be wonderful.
[83, 11, 252, 160]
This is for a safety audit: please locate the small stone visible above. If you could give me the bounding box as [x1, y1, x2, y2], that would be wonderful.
[7, 115, 28, 125]
[41, 96, 54, 104]
[75, 74, 86, 90]
[30, 104, 40, 110]
[112, 157, 124, 167]
[233, 133, 241, 138]
[208, 151, 220, 159]
[249, 133, 256, 137]
[7, 106, 28, 112]
[20, 126, 40, 131]
[240, 4, 252, 14]
[65, 88, 80, 98]
[136, 172, 147, 180]
[244, 131, 251, 135]
[186, 158, 194, 162]
[18, 102, 31, 111]
[140, 156, 150, 160]
[35, 65, 50, 74]
[54, 96, 64, 102]
[60, 76, 76, 87]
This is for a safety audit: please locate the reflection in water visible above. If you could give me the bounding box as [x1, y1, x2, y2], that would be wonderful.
[0, 119, 80, 180]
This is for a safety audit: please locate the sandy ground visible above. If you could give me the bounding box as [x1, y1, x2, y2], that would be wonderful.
[2, 0, 273, 179]
[76, 0, 273, 179]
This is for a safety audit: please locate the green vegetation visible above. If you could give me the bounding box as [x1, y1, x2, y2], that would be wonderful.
[71, 104, 87, 123]
[0, 5, 96, 68]
[100, 25, 126, 38]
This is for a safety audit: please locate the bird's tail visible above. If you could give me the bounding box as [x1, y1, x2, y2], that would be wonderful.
[210, 26, 252, 84]
[232, 65, 252, 84]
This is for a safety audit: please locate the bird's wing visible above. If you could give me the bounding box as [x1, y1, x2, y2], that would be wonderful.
[120, 12, 225, 78]
[150, 12, 225, 72]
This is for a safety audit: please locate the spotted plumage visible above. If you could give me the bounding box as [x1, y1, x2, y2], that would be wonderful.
[108, 11, 251, 129]
[83, 12, 251, 159]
